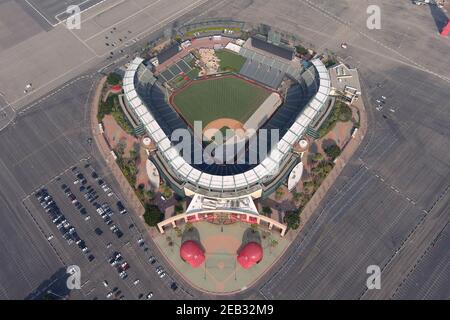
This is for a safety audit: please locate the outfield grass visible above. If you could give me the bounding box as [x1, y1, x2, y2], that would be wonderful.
[172, 76, 270, 127]
[216, 50, 247, 72]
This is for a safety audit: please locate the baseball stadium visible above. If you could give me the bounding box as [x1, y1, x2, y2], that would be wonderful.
[120, 25, 333, 292]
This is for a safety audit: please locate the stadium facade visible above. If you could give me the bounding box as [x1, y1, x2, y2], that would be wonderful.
[121, 36, 332, 234]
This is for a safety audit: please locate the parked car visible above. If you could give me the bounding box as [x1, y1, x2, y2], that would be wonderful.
[117, 201, 127, 214]
[115, 229, 123, 239]
[120, 262, 130, 271]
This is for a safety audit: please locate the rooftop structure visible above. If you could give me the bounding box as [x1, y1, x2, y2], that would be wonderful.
[329, 62, 362, 105]
[250, 35, 295, 61]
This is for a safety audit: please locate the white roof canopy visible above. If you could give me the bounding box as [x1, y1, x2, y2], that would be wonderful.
[122, 58, 330, 192]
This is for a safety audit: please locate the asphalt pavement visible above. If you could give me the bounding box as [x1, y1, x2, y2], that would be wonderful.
[0, 0, 448, 300]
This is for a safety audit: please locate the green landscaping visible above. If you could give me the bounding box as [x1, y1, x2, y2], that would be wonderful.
[106, 72, 122, 85]
[143, 204, 165, 226]
[284, 210, 301, 230]
[215, 50, 247, 72]
[185, 27, 241, 37]
[172, 75, 270, 127]
[98, 95, 134, 135]
[295, 45, 309, 56]
[324, 144, 342, 160]
[318, 101, 352, 138]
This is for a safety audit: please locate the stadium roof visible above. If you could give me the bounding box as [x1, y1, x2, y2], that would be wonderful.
[180, 240, 205, 268]
[123, 56, 330, 194]
[237, 242, 263, 269]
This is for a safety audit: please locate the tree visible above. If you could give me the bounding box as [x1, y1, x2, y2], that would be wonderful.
[295, 45, 308, 56]
[275, 187, 284, 200]
[184, 222, 194, 232]
[338, 103, 352, 122]
[116, 139, 127, 156]
[284, 210, 301, 230]
[161, 184, 173, 199]
[270, 239, 278, 248]
[97, 95, 115, 121]
[312, 153, 324, 162]
[292, 190, 302, 203]
[303, 180, 316, 194]
[262, 206, 272, 216]
[175, 227, 182, 237]
[106, 72, 122, 85]
[250, 224, 259, 233]
[324, 144, 342, 160]
[143, 204, 164, 226]
[314, 161, 334, 178]
[175, 203, 184, 214]
[325, 57, 338, 68]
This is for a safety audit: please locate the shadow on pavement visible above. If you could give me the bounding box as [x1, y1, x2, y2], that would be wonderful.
[429, 4, 449, 32]
[24, 267, 71, 300]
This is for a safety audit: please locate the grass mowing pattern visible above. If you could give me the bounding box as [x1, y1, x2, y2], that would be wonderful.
[216, 50, 247, 72]
[172, 76, 270, 127]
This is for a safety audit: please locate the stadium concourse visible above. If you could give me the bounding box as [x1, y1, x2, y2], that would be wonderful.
[121, 35, 331, 237]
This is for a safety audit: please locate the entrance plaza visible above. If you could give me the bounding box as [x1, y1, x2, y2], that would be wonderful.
[153, 220, 289, 294]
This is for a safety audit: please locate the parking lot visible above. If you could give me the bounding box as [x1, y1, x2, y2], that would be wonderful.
[25, 159, 190, 300]
[24, 0, 106, 26]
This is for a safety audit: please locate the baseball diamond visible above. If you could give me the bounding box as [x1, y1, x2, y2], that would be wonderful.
[170, 74, 272, 129]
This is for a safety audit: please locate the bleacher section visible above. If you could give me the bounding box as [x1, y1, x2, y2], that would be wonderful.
[250, 36, 294, 61]
[239, 60, 284, 89]
[239, 48, 303, 81]
[158, 54, 194, 83]
[123, 56, 331, 194]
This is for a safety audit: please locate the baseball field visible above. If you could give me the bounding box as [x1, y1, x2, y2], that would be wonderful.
[171, 75, 271, 129]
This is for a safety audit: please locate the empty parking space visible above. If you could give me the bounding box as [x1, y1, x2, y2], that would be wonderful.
[24, 0, 105, 26]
